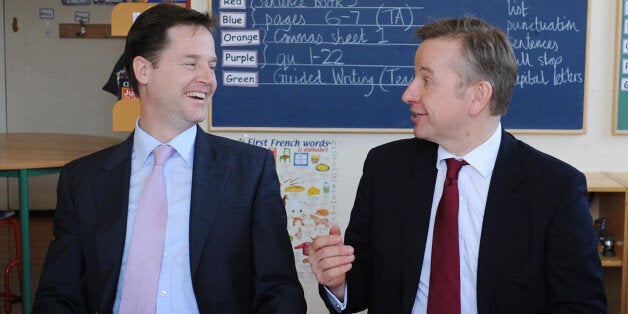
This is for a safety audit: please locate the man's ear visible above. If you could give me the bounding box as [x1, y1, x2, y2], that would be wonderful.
[469, 81, 493, 116]
[132, 56, 152, 85]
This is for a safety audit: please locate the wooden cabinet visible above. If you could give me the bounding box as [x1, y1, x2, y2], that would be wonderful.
[585, 172, 628, 314]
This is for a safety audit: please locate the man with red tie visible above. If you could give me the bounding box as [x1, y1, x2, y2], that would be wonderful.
[308, 17, 606, 313]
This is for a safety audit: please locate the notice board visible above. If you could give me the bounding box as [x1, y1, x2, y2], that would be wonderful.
[210, 0, 588, 132]
[615, 0, 628, 134]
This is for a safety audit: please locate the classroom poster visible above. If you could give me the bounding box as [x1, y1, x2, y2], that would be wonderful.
[615, 0, 628, 133]
[241, 135, 339, 281]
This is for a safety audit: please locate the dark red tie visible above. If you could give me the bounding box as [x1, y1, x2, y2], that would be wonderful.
[427, 158, 468, 314]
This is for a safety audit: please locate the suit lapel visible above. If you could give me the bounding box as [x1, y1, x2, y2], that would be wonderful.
[189, 128, 229, 276]
[93, 136, 132, 267]
[91, 135, 133, 309]
[400, 140, 438, 313]
[476, 131, 525, 312]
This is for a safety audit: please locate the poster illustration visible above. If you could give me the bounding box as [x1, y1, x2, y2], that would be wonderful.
[62, 0, 91, 5]
[242, 135, 338, 281]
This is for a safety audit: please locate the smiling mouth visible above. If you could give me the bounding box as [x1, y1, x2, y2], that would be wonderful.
[186, 92, 206, 100]
[412, 113, 426, 118]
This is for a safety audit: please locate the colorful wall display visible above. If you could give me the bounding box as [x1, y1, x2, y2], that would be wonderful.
[242, 135, 338, 281]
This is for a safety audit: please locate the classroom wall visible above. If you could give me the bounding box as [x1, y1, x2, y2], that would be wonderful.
[0, 1, 5, 134]
[4, 1, 127, 209]
[1, 1, 7, 212]
[2, 0, 625, 312]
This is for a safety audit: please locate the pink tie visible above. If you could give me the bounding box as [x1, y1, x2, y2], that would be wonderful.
[119, 145, 175, 313]
[427, 158, 467, 314]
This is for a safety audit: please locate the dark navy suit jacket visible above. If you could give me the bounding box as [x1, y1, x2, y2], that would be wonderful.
[321, 129, 606, 313]
[34, 126, 306, 313]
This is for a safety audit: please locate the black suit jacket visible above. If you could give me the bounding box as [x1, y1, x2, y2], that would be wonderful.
[33, 126, 306, 313]
[322, 130, 605, 313]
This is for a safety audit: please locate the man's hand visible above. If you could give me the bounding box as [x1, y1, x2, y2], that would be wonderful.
[308, 225, 355, 300]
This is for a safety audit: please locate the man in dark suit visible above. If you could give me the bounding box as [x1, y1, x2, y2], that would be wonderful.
[33, 4, 306, 313]
[308, 17, 606, 313]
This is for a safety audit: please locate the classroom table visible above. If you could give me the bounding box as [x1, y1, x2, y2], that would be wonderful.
[0, 133, 122, 313]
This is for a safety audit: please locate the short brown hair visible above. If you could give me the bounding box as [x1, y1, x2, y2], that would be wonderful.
[417, 17, 517, 116]
[123, 4, 216, 95]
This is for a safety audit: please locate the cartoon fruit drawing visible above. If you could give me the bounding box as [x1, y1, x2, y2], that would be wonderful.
[308, 186, 320, 196]
[315, 164, 329, 172]
[284, 185, 305, 193]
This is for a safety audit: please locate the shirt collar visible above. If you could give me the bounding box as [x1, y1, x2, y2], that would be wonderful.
[133, 119, 197, 167]
[437, 123, 502, 178]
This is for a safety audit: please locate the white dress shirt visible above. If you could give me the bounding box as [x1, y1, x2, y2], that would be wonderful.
[327, 124, 502, 313]
[412, 124, 501, 314]
[113, 121, 199, 314]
